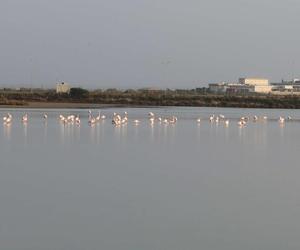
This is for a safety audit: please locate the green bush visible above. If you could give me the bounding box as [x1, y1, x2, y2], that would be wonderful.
[70, 88, 89, 99]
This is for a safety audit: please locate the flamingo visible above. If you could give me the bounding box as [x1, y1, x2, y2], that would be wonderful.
[89, 117, 96, 125]
[3, 113, 12, 122]
[121, 118, 127, 124]
[96, 111, 106, 121]
[112, 113, 121, 125]
[59, 115, 65, 121]
[96, 111, 101, 121]
[238, 120, 246, 127]
[166, 116, 177, 124]
[5, 116, 12, 124]
[149, 117, 155, 124]
[75, 115, 80, 124]
[22, 114, 28, 123]
[279, 116, 285, 124]
[67, 115, 75, 123]
[121, 113, 128, 124]
[149, 112, 154, 117]
[4, 113, 12, 124]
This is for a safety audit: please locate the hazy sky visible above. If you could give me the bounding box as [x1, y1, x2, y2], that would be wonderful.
[1, 0, 300, 89]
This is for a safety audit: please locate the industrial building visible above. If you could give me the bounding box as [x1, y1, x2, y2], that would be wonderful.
[249, 85, 273, 93]
[208, 82, 228, 93]
[239, 78, 269, 86]
[208, 77, 300, 95]
[56, 82, 71, 94]
[271, 79, 300, 94]
[209, 78, 272, 94]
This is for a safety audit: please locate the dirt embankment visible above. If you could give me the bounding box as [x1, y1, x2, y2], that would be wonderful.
[1, 90, 300, 109]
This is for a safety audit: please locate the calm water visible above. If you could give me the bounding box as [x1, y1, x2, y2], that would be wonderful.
[1, 107, 300, 250]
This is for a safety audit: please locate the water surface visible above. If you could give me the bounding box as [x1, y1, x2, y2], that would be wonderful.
[0, 107, 300, 250]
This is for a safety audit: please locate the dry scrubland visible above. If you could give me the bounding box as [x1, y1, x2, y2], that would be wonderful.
[1, 88, 300, 109]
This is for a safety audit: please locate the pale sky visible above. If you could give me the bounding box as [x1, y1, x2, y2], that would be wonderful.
[0, 0, 300, 89]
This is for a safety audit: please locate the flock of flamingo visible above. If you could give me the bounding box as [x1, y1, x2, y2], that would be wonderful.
[204, 114, 290, 127]
[2, 110, 179, 126]
[1, 110, 293, 127]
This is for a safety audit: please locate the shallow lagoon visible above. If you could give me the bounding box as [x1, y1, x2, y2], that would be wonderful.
[1, 107, 300, 250]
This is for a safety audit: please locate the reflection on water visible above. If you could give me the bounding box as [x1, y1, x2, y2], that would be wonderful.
[3, 123, 11, 141]
[23, 122, 28, 145]
[89, 123, 96, 143]
[43, 121, 47, 143]
[149, 123, 154, 142]
[279, 122, 285, 137]
[0, 107, 300, 250]
[59, 122, 65, 144]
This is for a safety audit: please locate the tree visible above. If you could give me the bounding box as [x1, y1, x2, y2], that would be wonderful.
[70, 88, 89, 99]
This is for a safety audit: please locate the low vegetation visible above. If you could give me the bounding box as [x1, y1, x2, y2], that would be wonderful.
[1, 87, 300, 109]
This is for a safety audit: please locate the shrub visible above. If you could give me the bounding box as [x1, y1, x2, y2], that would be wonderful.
[70, 88, 89, 99]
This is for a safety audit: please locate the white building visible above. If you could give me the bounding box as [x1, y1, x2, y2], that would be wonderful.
[250, 85, 273, 94]
[239, 78, 269, 86]
[239, 78, 272, 93]
[208, 82, 228, 93]
[271, 78, 300, 94]
[208, 78, 273, 94]
[56, 82, 71, 94]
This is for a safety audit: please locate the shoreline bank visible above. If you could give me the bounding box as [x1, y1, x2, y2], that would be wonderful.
[1, 89, 300, 109]
[0, 101, 299, 110]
